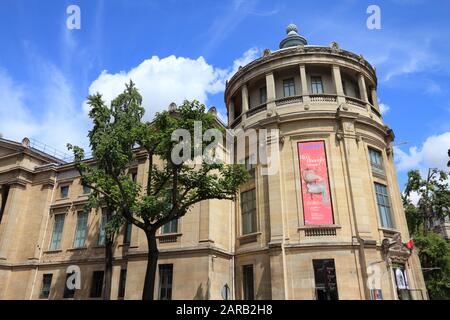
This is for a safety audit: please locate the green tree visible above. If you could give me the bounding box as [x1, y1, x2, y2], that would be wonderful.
[68, 81, 248, 300]
[403, 168, 450, 299]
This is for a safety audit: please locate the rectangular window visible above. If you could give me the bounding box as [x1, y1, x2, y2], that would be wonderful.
[241, 189, 257, 235]
[98, 209, 108, 246]
[82, 185, 91, 194]
[283, 78, 296, 97]
[40, 274, 53, 299]
[63, 272, 75, 299]
[259, 86, 267, 104]
[161, 219, 178, 234]
[90, 271, 104, 298]
[118, 269, 127, 299]
[60, 185, 69, 198]
[243, 265, 254, 300]
[369, 148, 384, 174]
[311, 76, 324, 94]
[313, 259, 339, 300]
[375, 183, 394, 229]
[124, 222, 132, 244]
[73, 211, 88, 248]
[50, 214, 65, 250]
[159, 264, 173, 300]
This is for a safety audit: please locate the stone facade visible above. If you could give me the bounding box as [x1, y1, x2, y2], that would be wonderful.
[0, 25, 427, 300]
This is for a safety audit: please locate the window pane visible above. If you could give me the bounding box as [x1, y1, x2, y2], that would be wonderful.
[313, 259, 339, 300]
[159, 264, 173, 300]
[283, 78, 295, 97]
[90, 271, 104, 298]
[162, 219, 178, 234]
[60, 186, 69, 198]
[311, 76, 324, 94]
[243, 265, 254, 300]
[374, 183, 394, 228]
[40, 274, 53, 299]
[98, 209, 107, 246]
[118, 269, 127, 298]
[83, 185, 91, 194]
[241, 189, 256, 235]
[124, 222, 132, 244]
[50, 214, 65, 250]
[73, 212, 88, 248]
[369, 148, 384, 173]
[259, 86, 267, 104]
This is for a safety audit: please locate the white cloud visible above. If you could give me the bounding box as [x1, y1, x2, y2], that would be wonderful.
[379, 102, 390, 115]
[1, 48, 258, 157]
[394, 132, 450, 172]
[86, 48, 259, 121]
[0, 65, 89, 155]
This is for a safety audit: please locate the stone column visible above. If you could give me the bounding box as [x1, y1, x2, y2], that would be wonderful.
[265, 72, 276, 116]
[358, 73, 369, 105]
[265, 72, 276, 103]
[331, 65, 346, 104]
[0, 183, 27, 260]
[241, 84, 249, 121]
[299, 65, 310, 102]
[371, 87, 380, 111]
[228, 100, 235, 127]
[264, 125, 287, 299]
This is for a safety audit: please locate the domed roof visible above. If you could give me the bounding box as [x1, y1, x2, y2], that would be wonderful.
[279, 23, 307, 49]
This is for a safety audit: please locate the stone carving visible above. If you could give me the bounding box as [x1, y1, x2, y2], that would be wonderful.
[330, 41, 340, 52]
[263, 48, 271, 57]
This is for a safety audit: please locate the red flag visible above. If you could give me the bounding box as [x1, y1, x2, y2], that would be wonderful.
[406, 239, 414, 250]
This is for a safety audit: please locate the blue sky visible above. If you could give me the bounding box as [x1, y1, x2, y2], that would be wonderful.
[0, 0, 449, 189]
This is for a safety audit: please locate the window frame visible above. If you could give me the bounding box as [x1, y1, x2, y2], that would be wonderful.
[368, 147, 384, 174]
[313, 259, 339, 300]
[240, 189, 257, 235]
[98, 209, 108, 246]
[89, 270, 104, 298]
[118, 269, 127, 299]
[311, 76, 324, 94]
[82, 185, 91, 195]
[73, 211, 89, 248]
[259, 86, 267, 104]
[123, 222, 132, 244]
[158, 264, 173, 300]
[161, 219, 178, 234]
[40, 274, 53, 299]
[243, 264, 255, 300]
[49, 214, 65, 250]
[283, 78, 296, 97]
[374, 182, 394, 229]
[60, 185, 69, 199]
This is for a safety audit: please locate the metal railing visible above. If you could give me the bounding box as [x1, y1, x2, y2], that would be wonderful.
[29, 138, 92, 163]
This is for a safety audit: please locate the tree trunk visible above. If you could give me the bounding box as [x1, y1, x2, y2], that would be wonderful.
[142, 228, 158, 300]
[103, 237, 113, 300]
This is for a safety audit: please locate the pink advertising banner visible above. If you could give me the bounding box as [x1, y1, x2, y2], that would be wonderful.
[298, 141, 334, 225]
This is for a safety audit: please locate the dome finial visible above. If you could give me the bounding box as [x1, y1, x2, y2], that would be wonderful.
[279, 22, 307, 49]
[286, 23, 298, 34]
